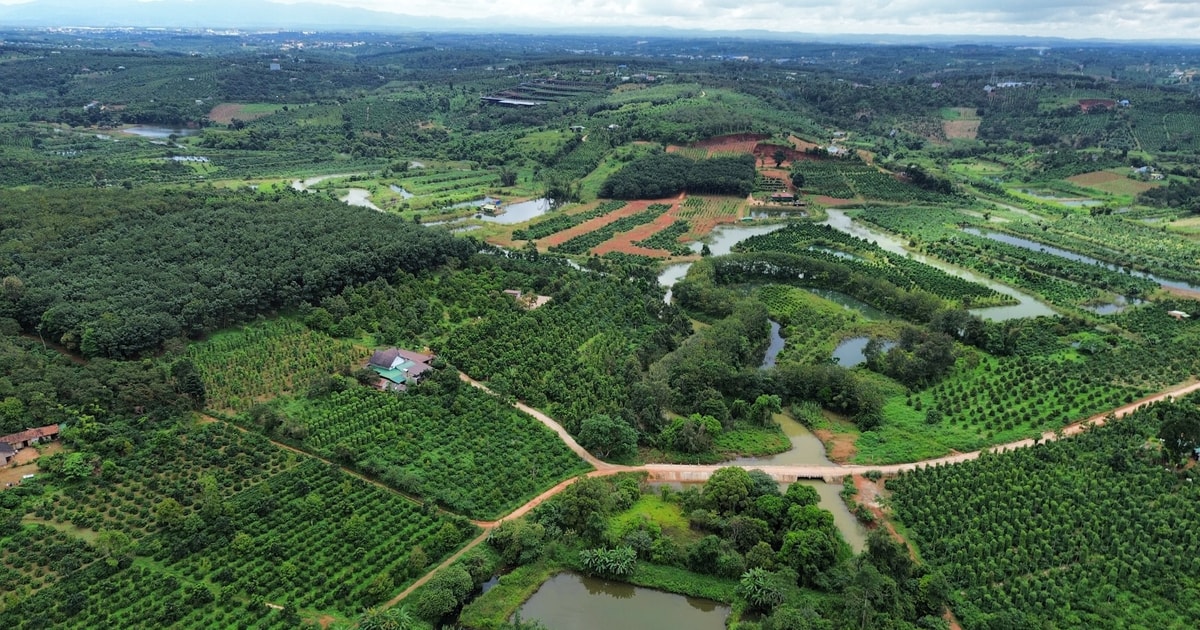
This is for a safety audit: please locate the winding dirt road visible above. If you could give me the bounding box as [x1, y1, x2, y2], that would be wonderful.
[379, 375, 1200, 611]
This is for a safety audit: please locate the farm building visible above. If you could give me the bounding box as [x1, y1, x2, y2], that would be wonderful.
[1167, 310, 1190, 320]
[770, 192, 797, 204]
[0, 425, 60, 450]
[1, 442, 14, 465]
[368, 348, 435, 391]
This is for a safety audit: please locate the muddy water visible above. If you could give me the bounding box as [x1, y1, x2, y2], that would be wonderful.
[518, 572, 729, 630]
[730, 413, 833, 467]
[341, 188, 382, 211]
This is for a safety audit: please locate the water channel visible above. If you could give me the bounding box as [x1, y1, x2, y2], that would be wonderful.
[761, 321, 785, 369]
[820, 209, 1057, 321]
[122, 125, 200, 138]
[519, 572, 729, 630]
[341, 188, 382, 211]
[962, 227, 1200, 293]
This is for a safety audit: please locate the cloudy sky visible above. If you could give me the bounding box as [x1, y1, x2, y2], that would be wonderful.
[1, 0, 1197, 40]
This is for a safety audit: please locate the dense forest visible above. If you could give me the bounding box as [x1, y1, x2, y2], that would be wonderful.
[0, 188, 472, 358]
[600, 153, 758, 199]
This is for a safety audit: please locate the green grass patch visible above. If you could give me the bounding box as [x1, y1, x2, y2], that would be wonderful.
[610, 494, 700, 544]
[457, 560, 559, 630]
[713, 425, 790, 457]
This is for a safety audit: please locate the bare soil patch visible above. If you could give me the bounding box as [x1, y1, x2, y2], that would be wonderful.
[593, 208, 677, 257]
[1, 442, 62, 488]
[943, 119, 980, 140]
[814, 428, 857, 463]
[207, 103, 275, 125]
[1068, 170, 1158, 195]
[539, 199, 668, 248]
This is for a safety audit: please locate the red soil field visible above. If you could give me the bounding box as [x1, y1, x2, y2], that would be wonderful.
[593, 207, 679, 257]
[539, 199, 673, 248]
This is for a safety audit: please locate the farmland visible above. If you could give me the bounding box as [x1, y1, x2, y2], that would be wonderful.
[266, 386, 591, 520]
[7, 27, 1200, 630]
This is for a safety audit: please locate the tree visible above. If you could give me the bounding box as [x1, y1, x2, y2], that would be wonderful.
[773, 149, 787, 167]
[1157, 403, 1200, 461]
[703, 467, 754, 515]
[790, 172, 806, 189]
[170, 358, 206, 409]
[96, 530, 135, 565]
[578, 414, 638, 460]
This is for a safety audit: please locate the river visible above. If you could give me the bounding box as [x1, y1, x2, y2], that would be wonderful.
[761, 320, 785, 368]
[962, 227, 1200, 293]
[821, 208, 1057, 321]
[519, 572, 729, 630]
[658, 222, 791, 304]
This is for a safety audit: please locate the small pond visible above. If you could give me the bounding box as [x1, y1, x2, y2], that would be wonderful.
[122, 125, 200, 138]
[831, 336, 896, 368]
[341, 188, 381, 211]
[478, 197, 553, 224]
[1084, 295, 1144, 315]
[519, 572, 729, 630]
[658, 263, 693, 304]
[695, 222, 790, 256]
[804, 288, 890, 320]
[1020, 189, 1103, 207]
[389, 184, 415, 199]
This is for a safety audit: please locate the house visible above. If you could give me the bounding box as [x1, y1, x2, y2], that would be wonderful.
[1167, 310, 1190, 321]
[0, 442, 14, 466]
[0, 425, 60, 450]
[770, 192, 796, 203]
[569, 125, 586, 133]
[368, 348, 435, 391]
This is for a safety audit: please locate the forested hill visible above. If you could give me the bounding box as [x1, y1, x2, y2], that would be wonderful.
[0, 188, 475, 358]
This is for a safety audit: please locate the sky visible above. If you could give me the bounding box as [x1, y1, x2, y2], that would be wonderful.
[1, 0, 1198, 41]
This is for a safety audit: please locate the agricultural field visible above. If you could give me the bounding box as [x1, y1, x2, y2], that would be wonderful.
[187, 319, 366, 414]
[268, 385, 591, 520]
[756, 284, 875, 365]
[1067, 169, 1160, 196]
[2, 416, 476, 628]
[548, 201, 673, 255]
[512, 200, 627, 241]
[889, 400, 1200, 629]
[940, 107, 981, 141]
[734, 223, 1009, 308]
[206, 102, 297, 125]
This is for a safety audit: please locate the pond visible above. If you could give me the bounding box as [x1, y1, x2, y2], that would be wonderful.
[658, 263, 693, 304]
[697, 222, 790, 256]
[1084, 295, 1144, 315]
[341, 188, 382, 211]
[1020, 189, 1103, 207]
[122, 125, 200, 139]
[831, 336, 896, 368]
[962, 227, 1200, 293]
[804, 288, 890, 320]
[821, 209, 1057, 321]
[388, 184, 415, 198]
[479, 197, 553, 224]
[761, 320, 785, 369]
[290, 173, 364, 192]
[519, 572, 729, 630]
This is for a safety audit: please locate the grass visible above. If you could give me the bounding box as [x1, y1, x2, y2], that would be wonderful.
[610, 494, 700, 544]
[713, 425, 790, 458]
[457, 560, 559, 630]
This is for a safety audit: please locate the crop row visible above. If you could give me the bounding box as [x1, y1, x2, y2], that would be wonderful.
[188, 319, 364, 413]
[634, 220, 692, 255]
[550, 203, 672, 255]
[736, 224, 1006, 306]
[280, 386, 590, 519]
[512, 200, 627, 240]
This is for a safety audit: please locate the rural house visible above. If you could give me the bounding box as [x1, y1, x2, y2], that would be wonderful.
[368, 348, 435, 391]
[0, 424, 60, 451]
[0, 442, 14, 466]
